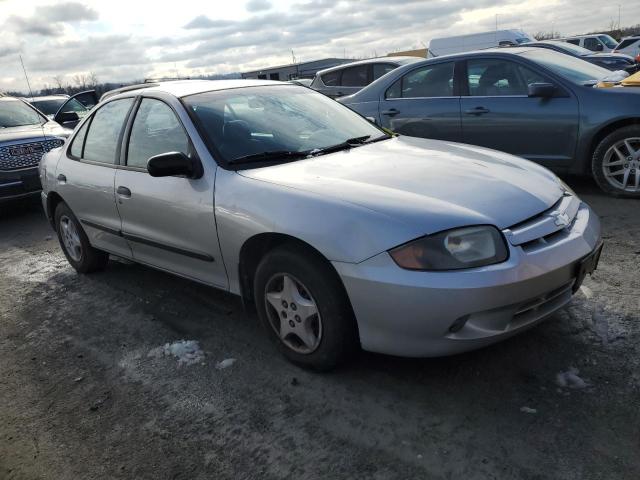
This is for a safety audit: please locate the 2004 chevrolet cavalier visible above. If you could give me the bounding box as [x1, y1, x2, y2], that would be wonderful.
[39, 80, 602, 370]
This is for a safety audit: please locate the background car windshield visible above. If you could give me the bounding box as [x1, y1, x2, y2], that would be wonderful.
[184, 85, 384, 162]
[0, 99, 45, 127]
[31, 99, 66, 116]
[519, 49, 610, 84]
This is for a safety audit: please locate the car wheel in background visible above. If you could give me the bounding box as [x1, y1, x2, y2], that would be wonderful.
[253, 244, 359, 371]
[54, 202, 109, 273]
[592, 125, 640, 197]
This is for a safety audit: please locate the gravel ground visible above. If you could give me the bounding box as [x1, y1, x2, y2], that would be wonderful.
[1, 178, 638, 480]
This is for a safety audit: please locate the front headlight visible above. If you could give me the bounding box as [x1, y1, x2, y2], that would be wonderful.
[389, 226, 509, 271]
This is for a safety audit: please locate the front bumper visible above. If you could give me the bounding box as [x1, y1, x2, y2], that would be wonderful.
[0, 167, 41, 204]
[333, 202, 601, 357]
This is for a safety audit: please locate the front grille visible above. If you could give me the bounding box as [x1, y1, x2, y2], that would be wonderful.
[0, 138, 64, 171]
[504, 192, 581, 251]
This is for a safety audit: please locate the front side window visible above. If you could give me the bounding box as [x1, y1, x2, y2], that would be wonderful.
[341, 65, 368, 87]
[0, 99, 45, 127]
[583, 37, 600, 50]
[82, 98, 134, 164]
[468, 59, 545, 96]
[598, 35, 618, 49]
[184, 85, 384, 165]
[127, 99, 189, 169]
[386, 62, 455, 99]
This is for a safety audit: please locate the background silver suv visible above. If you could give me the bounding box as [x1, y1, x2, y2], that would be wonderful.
[310, 56, 421, 98]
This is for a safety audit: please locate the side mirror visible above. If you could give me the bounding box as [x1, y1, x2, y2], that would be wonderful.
[55, 111, 80, 124]
[594, 43, 604, 52]
[528, 82, 556, 98]
[147, 152, 201, 178]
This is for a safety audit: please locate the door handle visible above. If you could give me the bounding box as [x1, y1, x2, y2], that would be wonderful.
[117, 186, 131, 197]
[57, 174, 66, 182]
[381, 108, 400, 116]
[464, 107, 490, 115]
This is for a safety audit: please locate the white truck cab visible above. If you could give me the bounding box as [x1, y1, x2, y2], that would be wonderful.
[561, 34, 618, 53]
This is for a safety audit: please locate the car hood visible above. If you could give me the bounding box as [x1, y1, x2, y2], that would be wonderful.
[239, 136, 564, 233]
[0, 121, 70, 144]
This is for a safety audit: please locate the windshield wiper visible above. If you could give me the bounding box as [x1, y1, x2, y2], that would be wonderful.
[308, 134, 391, 157]
[228, 150, 311, 165]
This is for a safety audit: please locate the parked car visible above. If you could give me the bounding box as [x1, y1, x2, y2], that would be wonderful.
[339, 47, 640, 197]
[428, 29, 535, 57]
[310, 57, 421, 98]
[40, 80, 602, 370]
[523, 40, 638, 73]
[26, 91, 97, 129]
[613, 36, 640, 59]
[0, 95, 69, 204]
[562, 34, 619, 52]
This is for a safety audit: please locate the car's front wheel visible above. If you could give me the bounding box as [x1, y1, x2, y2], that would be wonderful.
[592, 125, 640, 197]
[253, 244, 359, 371]
[54, 202, 109, 273]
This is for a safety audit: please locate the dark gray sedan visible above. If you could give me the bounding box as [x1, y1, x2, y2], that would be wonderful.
[339, 48, 640, 197]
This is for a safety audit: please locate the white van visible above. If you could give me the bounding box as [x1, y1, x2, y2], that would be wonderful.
[561, 34, 618, 52]
[428, 29, 534, 57]
[613, 36, 640, 59]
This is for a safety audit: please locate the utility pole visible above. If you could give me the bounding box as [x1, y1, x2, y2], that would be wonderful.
[617, 4, 621, 30]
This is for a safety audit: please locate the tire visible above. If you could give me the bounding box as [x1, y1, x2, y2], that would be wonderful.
[591, 125, 640, 198]
[54, 202, 109, 273]
[253, 243, 359, 371]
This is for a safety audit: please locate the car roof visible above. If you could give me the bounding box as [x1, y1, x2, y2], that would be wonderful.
[315, 56, 422, 76]
[28, 95, 70, 101]
[102, 79, 283, 101]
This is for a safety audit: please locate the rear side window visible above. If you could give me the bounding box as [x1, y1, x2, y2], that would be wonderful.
[70, 120, 89, 158]
[467, 59, 545, 96]
[127, 99, 189, 169]
[83, 99, 134, 164]
[341, 65, 369, 87]
[566, 39, 580, 45]
[583, 37, 600, 50]
[321, 70, 341, 86]
[617, 39, 640, 50]
[373, 63, 397, 80]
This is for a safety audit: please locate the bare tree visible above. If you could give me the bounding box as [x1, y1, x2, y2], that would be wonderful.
[88, 72, 99, 88]
[72, 74, 88, 90]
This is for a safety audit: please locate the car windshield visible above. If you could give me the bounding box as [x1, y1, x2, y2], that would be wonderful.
[31, 98, 67, 116]
[184, 85, 386, 165]
[598, 35, 618, 49]
[519, 49, 612, 84]
[0, 99, 46, 128]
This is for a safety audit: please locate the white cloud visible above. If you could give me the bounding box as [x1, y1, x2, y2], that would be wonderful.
[0, 0, 637, 92]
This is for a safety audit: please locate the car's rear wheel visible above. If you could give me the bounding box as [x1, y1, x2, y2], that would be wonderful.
[54, 202, 109, 273]
[592, 125, 640, 197]
[253, 244, 358, 371]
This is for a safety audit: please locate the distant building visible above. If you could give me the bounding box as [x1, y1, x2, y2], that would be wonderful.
[386, 48, 427, 58]
[241, 58, 356, 81]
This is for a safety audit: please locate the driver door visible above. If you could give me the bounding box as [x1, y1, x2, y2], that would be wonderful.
[54, 91, 97, 129]
[114, 97, 228, 288]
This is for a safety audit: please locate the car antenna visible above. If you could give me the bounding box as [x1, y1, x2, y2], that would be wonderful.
[19, 54, 48, 139]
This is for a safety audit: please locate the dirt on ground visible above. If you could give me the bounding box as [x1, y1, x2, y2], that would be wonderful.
[0, 177, 638, 480]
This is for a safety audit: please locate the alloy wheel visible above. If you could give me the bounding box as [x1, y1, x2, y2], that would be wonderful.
[264, 273, 322, 354]
[602, 137, 640, 192]
[59, 215, 82, 262]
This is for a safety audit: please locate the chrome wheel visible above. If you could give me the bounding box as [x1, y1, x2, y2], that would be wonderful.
[264, 273, 322, 354]
[602, 137, 640, 192]
[59, 215, 82, 262]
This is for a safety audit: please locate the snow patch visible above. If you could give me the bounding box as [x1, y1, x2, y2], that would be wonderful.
[580, 285, 593, 299]
[148, 340, 205, 366]
[216, 358, 236, 370]
[520, 406, 537, 414]
[556, 367, 588, 389]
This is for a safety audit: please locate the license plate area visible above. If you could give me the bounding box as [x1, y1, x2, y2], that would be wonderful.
[572, 241, 604, 293]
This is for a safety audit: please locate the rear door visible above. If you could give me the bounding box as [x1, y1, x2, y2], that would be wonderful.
[377, 61, 462, 141]
[114, 97, 227, 288]
[460, 57, 579, 167]
[55, 98, 134, 257]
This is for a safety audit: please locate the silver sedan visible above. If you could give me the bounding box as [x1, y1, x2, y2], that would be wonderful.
[39, 80, 602, 370]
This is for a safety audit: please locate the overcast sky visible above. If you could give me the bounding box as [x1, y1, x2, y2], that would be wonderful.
[1, 0, 638, 91]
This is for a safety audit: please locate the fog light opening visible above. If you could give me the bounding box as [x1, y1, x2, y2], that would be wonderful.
[449, 315, 469, 333]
